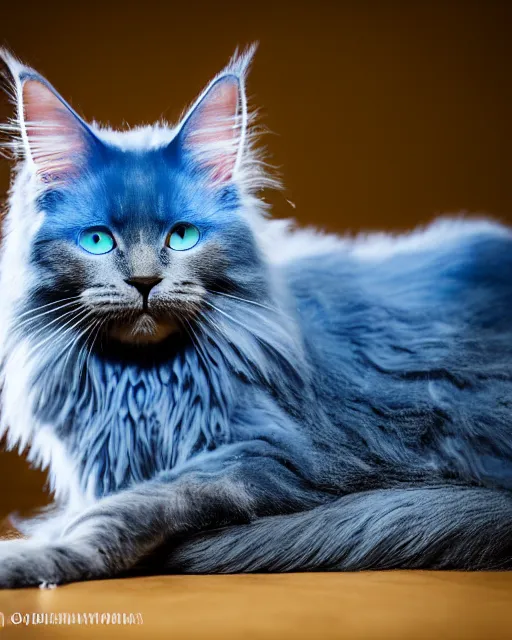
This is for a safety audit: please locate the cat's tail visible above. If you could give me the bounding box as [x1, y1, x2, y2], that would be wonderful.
[168, 486, 512, 573]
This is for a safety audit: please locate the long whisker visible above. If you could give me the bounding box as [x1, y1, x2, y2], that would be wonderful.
[197, 309, 257, 374]
[29, 314, 93, 366]
[60, 314, 99, 375]
[28, 313, 93, 371]
[77, 316, 104, 378]
[202, 300, 297, 362]
[15, 295, 82, 321]
[207, 290, 286, 316]
[75, 330, 94, 382]
[196, 308, 228, 342]
[183, 318, 211, 373]
[27, 308, 94, 361]
[16, 302, 83, 333]
[196, 307, 245, 357]
[17, 308, 87, 352]
[84, 318, 105, 374]
[202, 299, 267, 333]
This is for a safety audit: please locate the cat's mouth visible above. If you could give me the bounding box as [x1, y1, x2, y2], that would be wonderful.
[108, 312, 180, 344]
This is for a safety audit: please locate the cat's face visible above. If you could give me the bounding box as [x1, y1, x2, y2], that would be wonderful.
[32, 145, 261, 344]
[3, 47, 268, 346]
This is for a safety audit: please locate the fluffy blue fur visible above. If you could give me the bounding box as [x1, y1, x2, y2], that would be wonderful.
[1, 50, 512, 587]
[166, 230, 512, 573]
[24, 190, 512, 571]
[18, 114, 308, 502]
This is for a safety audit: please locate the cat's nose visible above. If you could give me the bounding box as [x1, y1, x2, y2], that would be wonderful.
[125, 276, 163, 298]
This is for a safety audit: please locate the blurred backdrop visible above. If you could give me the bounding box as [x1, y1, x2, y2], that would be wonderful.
[1, 0, 511, 522]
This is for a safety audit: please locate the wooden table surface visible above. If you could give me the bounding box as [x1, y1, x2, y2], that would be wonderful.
[0, 571, 511, 639]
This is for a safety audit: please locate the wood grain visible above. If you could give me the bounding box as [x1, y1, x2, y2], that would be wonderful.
[0, 572, 511, 639]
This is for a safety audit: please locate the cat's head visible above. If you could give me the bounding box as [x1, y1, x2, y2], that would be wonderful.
[0, 46, 276, 347]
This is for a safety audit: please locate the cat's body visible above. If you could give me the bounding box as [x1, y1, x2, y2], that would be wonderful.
[0, 48, 511, 587]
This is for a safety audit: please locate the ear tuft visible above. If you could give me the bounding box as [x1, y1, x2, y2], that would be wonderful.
[223, 42, 258, 81]
[0, 48, 25, 159]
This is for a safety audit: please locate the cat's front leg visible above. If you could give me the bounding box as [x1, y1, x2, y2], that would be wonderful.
[0, 441, 319, 588]
[0, 537, 106, 589]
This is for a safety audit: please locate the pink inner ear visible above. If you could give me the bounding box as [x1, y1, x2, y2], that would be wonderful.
[23, 80, 87, 183]
[183, 78, 241, 183]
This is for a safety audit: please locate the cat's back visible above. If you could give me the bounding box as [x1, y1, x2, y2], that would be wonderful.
[276, 217, 512, 417]
[277, 217, 512, 330]
[275, 218, 512, 489]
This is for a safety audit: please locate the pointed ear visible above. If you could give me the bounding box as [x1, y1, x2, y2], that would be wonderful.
[0, 49, 99, 186]
[173, 44, 259, 186]
[177, 73, 244, 184]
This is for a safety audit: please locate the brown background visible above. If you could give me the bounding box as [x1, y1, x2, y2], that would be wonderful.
[0, 0, 511, 521]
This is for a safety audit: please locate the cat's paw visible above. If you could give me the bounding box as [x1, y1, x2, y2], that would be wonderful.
[0, 538, 94, 588]
[0, 539, 60, 588]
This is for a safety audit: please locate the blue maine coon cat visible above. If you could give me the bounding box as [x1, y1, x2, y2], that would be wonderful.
[0, 46, 510, 588]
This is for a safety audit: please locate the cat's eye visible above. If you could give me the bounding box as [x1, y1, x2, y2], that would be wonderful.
[166, 223, 200, 251]
[79, 228, 116, 255]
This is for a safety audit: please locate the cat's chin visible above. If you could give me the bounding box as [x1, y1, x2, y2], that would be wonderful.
[108, 314, 179, 345]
